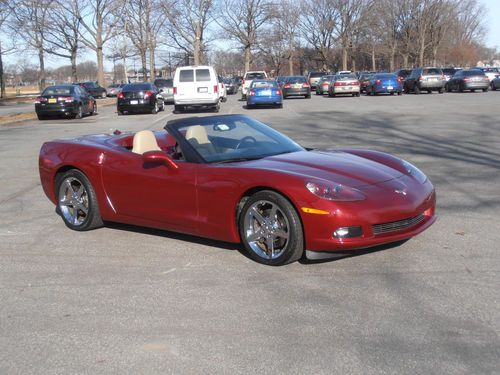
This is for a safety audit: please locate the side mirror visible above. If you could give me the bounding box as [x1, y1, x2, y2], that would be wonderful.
[142, 151, 179, 170]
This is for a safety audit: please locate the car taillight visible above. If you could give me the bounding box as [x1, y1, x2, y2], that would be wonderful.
[463, 78, 470, 82]
[322, 82, 329, 86]
[214, 85, 218, 93]
[118, 92, 124, 99]
[276, 89, 281, 95]
[34, 97, 47, 103]
[144, 90, 153, 99]
[352, 81, 360, 86]
[375, 80, 382, 85]
[58, 96, 74, 103]
[397, 78, 402, 83]
[221, 83, 225, 88]
[249, 90, 255, 96]
[283, 83, 291, 88]
[334, 82, 341, 86]
[173, 87, 177, 95]
[303, 83, 310, 87]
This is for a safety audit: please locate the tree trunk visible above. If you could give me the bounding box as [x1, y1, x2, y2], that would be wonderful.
[288, 50, 294, 75]
[244, 44, 251, 72]
[342, 45, 348, 71]
[194, 20, 202, 65]
[371, 46, 376, 71]
[389, 47, 396, 72]
[70, 50, 78, 82]
[122, 56, 128, 83]
[38, 46, 45, 92]
[419, 32, 426, 66]
[96, 46, 105, 85]
[140, 50, 147, 82]
[0, 42, 5, 98]
[149, 46, 155, 80]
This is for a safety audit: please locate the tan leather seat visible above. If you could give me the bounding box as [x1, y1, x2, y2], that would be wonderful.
[186, 125, 210, 145]
[132, 130, 161, 154]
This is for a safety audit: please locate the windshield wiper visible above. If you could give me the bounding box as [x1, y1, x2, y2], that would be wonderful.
[214, 156, 263, 164]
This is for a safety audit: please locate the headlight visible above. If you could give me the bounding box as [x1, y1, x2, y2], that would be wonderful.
[306, 181, 365, 201]
[402, 160, 427, 183]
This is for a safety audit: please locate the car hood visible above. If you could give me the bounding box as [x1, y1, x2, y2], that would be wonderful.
[245, 150, 404, 188]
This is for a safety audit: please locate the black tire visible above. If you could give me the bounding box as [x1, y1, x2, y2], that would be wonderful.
[490, 83, 496, 91]
[277, 103, 283, 108]
[55, 169, 103, 231]
[117, 109, 124, 116]
[74, 105, 83, 119]
[174, 105, 183, 113]
[328, 90, 333, 97]
[213, 104, 220, 113]
[397, 91, 402, 95]
[390, 92, 394, 96]
[427, 90, 432, 94]
[239, 190, 304, 266]
[447, 84, 452, 92]
[438, 87, 444, 94]
[482, 87, 488, 92]
[37, 114, 47, 120]
[305, 94, 311, 99]
[91, 101, 97, 115]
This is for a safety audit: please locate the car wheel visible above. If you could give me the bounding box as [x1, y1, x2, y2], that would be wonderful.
[390, 92, 394, 96]
[397, 91, 402, 95]
[91, 102, 97, 115]
[174, 105, 183, 113]
[427, 90, 431, 94]
[37, 114, 47, 120]
[56, 169, 103, 231]
[490, 83, 496, 91]
[239, 190, 304, 266]
[306, 94, 311, 99]
[213, 104, 220, 113]
[447, 84, 452, 92]
[277, 103, 283, 108]
[74, 105, 83, 119]
[101, 91, 106, 98]
[438, 87, 444, 94]
[482, 87, 488, 92]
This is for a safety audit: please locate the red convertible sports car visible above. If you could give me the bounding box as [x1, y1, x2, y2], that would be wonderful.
[39, 115, 436, 265]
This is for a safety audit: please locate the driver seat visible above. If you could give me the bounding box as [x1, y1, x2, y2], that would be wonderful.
[132, 130, 161, 154]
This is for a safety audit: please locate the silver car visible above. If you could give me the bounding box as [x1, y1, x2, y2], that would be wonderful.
[154, 78, 174, 104]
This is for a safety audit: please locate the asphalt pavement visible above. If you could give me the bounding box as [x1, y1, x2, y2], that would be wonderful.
[0, 91, 499, 374]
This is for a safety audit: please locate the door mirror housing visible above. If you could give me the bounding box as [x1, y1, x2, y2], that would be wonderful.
[142, 151, 179, 170]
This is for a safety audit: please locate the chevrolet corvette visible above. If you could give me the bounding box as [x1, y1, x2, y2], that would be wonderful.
[39, 115, 436, 265]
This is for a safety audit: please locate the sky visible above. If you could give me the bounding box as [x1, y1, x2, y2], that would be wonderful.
[3, 0, 500, 69]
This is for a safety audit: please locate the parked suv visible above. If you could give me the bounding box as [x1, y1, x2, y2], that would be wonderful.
[307, 71, 327, 89]
[404, 67, 445, 94]
[241, 71, 268, 99]
[173, 65, 220, 112]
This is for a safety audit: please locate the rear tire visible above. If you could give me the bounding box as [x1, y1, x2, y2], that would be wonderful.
[56, 169, 103, 231]
[482, 87, 488, 92]
[174, 105, 183, 113]
[37, 114, 47, 120]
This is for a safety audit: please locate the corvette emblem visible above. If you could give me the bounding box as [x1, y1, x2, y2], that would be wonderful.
[395, 189, 407, 196]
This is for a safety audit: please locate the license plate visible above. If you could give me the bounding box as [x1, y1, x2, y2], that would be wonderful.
[48, 98, 57, 103]
[198, 87, 208, 93]
[261, 90, 271, 96]
[293, 84, 301, 88]
[130, 100, 138, 105]
[387, 86, 393, 90]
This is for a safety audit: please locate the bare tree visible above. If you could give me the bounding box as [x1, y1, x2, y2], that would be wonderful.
[217, 0, 273, 71]
[270, 0, 301, 74]
[0, 0, 16, 97]
[11, 0, 54, 91]
[44, 1, 81, 82]
[162, 0, 213, 65]
[74, 0, 119, 85]
[299, 0, 338, 70]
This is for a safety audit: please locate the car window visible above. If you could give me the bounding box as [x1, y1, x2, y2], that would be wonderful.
[42, 87, 74, 95]
[463, 70, 485, 76]
[251, 80, 277, 88]
[122, 83, 151, 91]
[286, 76, 306, 83]
[423, 68, 442, 75]
[179, 69, 194, 82]
[246, 73, 266, 80]
[309, 72, 326, 78]
[196, 69, 211, 82]
[154, 79, 173, 87]
[176, 116, 303, 163]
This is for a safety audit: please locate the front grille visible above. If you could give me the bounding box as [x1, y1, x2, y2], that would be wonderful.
[372, 214, 425, 235]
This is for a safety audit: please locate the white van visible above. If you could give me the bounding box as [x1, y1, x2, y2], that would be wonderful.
[173, 65, 220, 112]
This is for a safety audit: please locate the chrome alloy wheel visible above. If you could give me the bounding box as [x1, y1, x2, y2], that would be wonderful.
[243, 200, 290, 260]
[58, 177, 89, 226]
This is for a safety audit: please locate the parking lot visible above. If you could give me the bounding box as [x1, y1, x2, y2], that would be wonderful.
[1, 91, 499, 374]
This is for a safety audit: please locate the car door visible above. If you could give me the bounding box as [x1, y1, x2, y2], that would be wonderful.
[101, 151, 199, 234]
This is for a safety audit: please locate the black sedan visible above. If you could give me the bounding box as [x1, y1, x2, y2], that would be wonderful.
[117, 83, 165, 115]
[224, 78, 238, 94]
[35, 84, 97, 120]
[78, 81, 107, 98]
[447, 70, 489, 92]
[282, 76, 311, 99]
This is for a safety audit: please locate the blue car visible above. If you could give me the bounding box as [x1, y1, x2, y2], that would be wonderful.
[246, 80, 283, 108]
[366, 73, 403, 95]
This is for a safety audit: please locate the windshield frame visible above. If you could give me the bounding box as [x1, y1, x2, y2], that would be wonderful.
[164, 115, 305, 164]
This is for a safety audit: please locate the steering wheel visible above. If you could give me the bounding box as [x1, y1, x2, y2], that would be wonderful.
[235, 136, 257, 149]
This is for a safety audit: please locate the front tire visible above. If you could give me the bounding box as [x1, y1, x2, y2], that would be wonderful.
[239, 190, 304, 266]
[56, 169, 103, 231]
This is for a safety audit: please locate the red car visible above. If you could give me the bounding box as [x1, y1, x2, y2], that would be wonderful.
[39, 115, 436, 265]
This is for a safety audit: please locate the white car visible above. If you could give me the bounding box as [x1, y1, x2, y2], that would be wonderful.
[173, 65, 220, 112]
[241, 71, 267, 99]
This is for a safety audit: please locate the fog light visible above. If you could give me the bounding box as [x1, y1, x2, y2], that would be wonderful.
[333, 226, 362, 238]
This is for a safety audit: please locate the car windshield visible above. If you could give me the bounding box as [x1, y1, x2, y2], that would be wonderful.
[309, 72, 326, 78]
[463, 70, 485, 76]
[423, 68, 442, 75]
[335, 74, 357, 80]
[375, 74, 397, 79]
[168, 115, 304, 163]
[122, 83, 151, 91]
[286, 76, 306, 83]
[397, 70, 411, 77]
[43, 86, 74, 95]
[154, 79, 173, 87]
[251, 80, 277, 88]
[246, 72, 266, 80]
